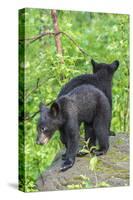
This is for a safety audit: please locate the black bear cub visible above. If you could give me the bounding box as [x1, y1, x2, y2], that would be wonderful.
[58, 59, 119, 108]
[58, 59, 119, 139]
[37, 84, 111, 171]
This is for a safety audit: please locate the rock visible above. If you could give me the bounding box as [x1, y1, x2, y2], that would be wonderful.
[36, 133, 129, 191]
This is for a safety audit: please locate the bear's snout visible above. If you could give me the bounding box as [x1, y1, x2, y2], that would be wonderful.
[36, 134, 49, 145]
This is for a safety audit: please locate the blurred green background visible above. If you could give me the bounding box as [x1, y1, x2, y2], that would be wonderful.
[19, 8, 129, 191]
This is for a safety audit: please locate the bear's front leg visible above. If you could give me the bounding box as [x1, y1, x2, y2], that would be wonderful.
[60, 121, 79, 172]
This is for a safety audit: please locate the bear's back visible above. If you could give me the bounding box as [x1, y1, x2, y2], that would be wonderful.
[58, 84, 110, 123]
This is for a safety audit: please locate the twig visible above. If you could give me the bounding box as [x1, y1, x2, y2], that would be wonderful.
[36, 78, 40, 88]
[24, 110, 40, 121]
[24, 100, 54, 121]
[19, 32, 55, 43]
[25, 78, 47, 100]
[62, 31, 89, 57]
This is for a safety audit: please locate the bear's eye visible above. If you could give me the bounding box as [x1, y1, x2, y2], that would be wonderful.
[41, 127, 48, 132]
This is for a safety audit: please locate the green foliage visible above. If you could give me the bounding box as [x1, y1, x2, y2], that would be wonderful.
[89, 156, 98, 171]
[67, 176, 110, 190]
[97, 182, 110, 187]
[67, 175, 93, 190]
[19, 8, 129, 191]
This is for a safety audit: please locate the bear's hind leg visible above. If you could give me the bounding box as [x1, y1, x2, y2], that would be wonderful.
[93, 118, 109, 156]
[77, 123, 96, 157]
[84, 123, 96, 147]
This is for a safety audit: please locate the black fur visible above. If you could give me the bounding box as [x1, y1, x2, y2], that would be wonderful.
[58, 59, 119, 137]
[58, 59, 119, 107]
[37, 84, 111, 171]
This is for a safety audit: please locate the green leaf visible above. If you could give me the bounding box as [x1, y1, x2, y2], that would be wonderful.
[97, 181, 110, 187]
[89, 156, 98, 171]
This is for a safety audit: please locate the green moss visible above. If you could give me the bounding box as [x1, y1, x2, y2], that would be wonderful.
[115, 138, 125, 145]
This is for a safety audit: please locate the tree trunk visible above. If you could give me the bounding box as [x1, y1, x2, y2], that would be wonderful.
[51, 9, 64, 63]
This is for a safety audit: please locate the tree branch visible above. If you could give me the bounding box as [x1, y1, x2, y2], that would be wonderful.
[19, 31, 90, 57]
[19, 32, 55, 43]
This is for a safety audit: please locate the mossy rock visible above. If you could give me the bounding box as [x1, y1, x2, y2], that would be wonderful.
[36, 133, 129, 191]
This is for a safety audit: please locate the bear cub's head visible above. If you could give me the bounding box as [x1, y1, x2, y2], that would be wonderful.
[36, 102, 62, 145]
[91, 59, 119, 74]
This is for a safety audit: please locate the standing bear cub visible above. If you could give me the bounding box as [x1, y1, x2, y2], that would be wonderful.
[58, 59, 119, 139]
[58, 59, 119, 108]
[36, 84, 111, 171]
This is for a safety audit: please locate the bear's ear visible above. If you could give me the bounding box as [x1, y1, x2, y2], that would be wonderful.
[91, 59, 97, 67]
[91, 59, 99, 73]
[111, 60, 119, 72]
[50, 102, 60, 117]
